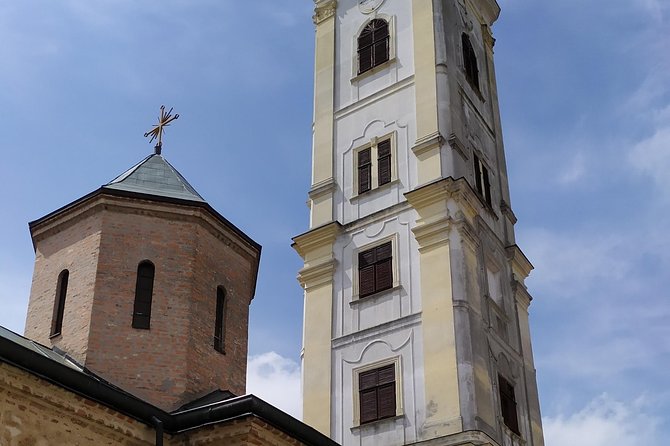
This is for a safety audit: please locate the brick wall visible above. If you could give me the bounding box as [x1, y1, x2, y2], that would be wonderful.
[0, 363, 154, 446]
[25, 194, 260, 411]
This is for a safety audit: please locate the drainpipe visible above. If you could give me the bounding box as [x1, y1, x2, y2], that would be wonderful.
[151, 416, 164, 446]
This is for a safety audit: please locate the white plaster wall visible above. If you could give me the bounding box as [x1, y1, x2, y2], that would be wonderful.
[331, 321, 425, 446]
[335, 0, 415, 110]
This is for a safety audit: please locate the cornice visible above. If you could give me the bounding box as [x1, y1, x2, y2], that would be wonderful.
[313, 0, 337, 25]
[308, 178, 337, 201]
[292, 221, 342, 259]
[506, 244, 534, 280]
[511, 279, 533, 307]
[412, 216, 452, 252]
[448, 133, 469, 161]
[500, 200, 517, 225]
[297, 258, 337, 291]
[411, 131, 443, 157]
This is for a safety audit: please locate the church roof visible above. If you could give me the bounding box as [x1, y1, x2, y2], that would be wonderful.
[103, 154, 205, 202]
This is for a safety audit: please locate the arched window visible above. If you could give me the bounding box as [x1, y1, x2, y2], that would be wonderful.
[462, 33, 480, 91]
[50, 270, 69, 337]
[214, 286, 227, 353]
[358, 19, 390, 74]
[132, 261, 155, 329]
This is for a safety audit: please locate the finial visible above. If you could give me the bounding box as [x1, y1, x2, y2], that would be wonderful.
[144, 105, 179, 155]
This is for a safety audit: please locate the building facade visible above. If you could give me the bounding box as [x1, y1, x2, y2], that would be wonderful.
[293, 1, 544, 445]
[1, 150, 337, 446]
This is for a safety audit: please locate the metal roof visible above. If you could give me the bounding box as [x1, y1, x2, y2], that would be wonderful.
[104, 154, 205, 202]
[0, 326, 84, 373]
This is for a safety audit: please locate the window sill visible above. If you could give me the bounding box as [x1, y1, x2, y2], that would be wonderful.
[350, 284, 401, 306]
[49, 332, 62, 340]
[350, 178, 399, 202]
[351, 57, 396, 84]
[351, 414, 404, 431]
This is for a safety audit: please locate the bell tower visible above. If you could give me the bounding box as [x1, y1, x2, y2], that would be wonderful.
[293, 1, 545, 446]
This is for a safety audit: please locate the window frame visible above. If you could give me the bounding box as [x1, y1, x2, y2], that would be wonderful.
[498, 374, 521, 435]
[132, 260, 155, 330]
[473, 153, 493, 208]
[50, 269, 69, 338]
[214, 286, 227, 354]
[462, 32, 480, 92]
[351, 16, 396, 81]
[352, 234, 399, 301]
[352, 357, 403, 427]
[352, 132, 397, 198]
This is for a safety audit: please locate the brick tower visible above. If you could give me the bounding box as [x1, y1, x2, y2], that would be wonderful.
[294, 1, 544, 445]
[24, 152, 261, 411]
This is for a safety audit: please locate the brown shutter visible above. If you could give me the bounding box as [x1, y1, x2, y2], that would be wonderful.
[359, 265, 376, 297]
[358, 46, 374, 74]
[360, 389, 378, 424]
[377, 383, 396, 419]
[376, 241, 392, 260]
[373, 40, 389, 65]
[375, 258, 392, 292]
[377, 139, 392, 185]
[499, 375, 520, 434]
[358, 148, 372, 193]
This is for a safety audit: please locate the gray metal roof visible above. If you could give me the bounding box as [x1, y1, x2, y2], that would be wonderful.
[0, 326, 84, 373]
[104, 154, 205, 202]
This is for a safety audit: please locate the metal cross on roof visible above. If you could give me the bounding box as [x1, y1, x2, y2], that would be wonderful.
[144, 105, 179, 155]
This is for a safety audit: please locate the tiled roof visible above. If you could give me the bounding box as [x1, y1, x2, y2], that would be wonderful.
[104, 154, 205, 202]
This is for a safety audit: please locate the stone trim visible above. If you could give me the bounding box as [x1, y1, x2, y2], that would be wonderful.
[313, 0, 337, 25]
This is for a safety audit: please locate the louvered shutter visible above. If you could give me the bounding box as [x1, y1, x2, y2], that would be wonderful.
[360, 389, 378, 424]
[358, 148, 372, 194]
[358, 46, 374, 74]
[375, 258, 392, 292]
[133, 263, 155, 329]
[373, 20, 390, 66]
[359, 247, 377, 297]
[377, 383, 396, 419]
[377, 139, 392, 185]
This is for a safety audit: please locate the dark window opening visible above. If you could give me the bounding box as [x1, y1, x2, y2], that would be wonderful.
[462, 33, 480, 91]
[359, 363, 396, 424]
[359, 241, 393, 298]
[358, 19, 390, 74]
[214, 286, 227, 353]
[474, 154, 492, 207]
[377, 139, 392, 186]
[132, 261, 155, 330]
[50, 270, 69, 337]
[358, 148, 372, 194]
[499, 374, 520, 435]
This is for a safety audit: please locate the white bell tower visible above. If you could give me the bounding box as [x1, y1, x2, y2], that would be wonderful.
[293, 1, 545, 445]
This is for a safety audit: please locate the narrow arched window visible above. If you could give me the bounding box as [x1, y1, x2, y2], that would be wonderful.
[132, 261, 155, 329]
[50, 270, 69, 337]
[214, 286, 226, 353]
[358, 19, 390, 74]
[462, 33, 480, 91]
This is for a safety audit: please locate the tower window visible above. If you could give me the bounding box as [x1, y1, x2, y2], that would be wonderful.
[359, 363, 396, 424]
[132, 261, 155, 330]
[358, 241, 393, 298]
[462, 33, 480, 91]
[358, 19, 390, 74]
[498, 374, 520, 435]
[50, 270, 69, 337]
[214, 286, 227, 353]
[355, 136, 394, 196]
[474, 154, 492, 207]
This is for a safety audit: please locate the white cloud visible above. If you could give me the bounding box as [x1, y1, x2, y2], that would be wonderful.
[544, 394, 662, 446]
[247, 352, 302, 419]
[629, 110, 670, 197]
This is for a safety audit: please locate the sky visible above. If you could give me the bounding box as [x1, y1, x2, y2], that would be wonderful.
[0, 1, 668, 444]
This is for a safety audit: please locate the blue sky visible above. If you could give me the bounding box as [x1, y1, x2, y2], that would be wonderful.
[0, 1, 668, 444]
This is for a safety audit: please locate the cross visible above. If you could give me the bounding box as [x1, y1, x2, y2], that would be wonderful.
[144, 105, 179, 155]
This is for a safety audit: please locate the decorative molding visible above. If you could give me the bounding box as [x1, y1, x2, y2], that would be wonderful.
[505, 244, 534, 281]
[292, 221, 342, 259]
[297, 258, 337, 291]
[333, 312, 420, 349]
[500, 200, 518, 224]
[313, 0, 337, 25]
[358, 0, 386, 14]
[308, 178, 337, 200]
[448, 133, 469, 161]
[412, 216, 452, 252]
[481, 24, 496, 49]
[411, 131, 443, 157]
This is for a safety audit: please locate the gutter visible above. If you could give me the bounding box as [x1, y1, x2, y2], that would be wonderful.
[0, 332, 337, 446]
